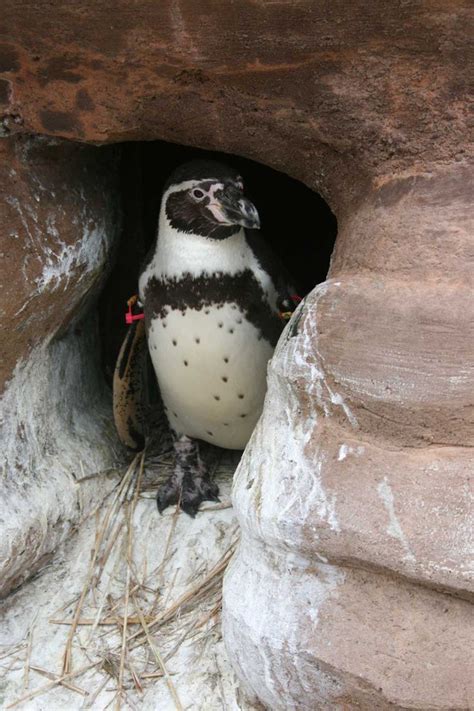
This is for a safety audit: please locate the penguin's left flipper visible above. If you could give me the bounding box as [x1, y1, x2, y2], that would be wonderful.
[245, 229, 300, 314]
[113, 320, 147, 451]
[277, 293, 299, 316]
[157, 435, 220, 517]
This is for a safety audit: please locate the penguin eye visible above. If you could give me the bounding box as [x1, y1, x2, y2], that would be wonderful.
[191, 188, 205, 200]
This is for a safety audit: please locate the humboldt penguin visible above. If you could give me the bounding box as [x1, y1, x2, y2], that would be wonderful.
[138, 160, 296, 515]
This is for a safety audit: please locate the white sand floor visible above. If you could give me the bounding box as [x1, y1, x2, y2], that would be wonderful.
[0, 448, 257, 711]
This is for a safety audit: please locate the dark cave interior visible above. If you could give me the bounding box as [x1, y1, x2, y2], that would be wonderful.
[99, 141, 338, 382]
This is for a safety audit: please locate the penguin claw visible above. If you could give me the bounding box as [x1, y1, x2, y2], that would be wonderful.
[156, 475, 220, 516]
[180, 498, 199, 518]
[180, 477, 220, 517]
[156, 481, 180, 514]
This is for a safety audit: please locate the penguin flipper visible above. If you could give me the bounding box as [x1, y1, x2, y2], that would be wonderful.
[113, 320, 147, 451]
[245, 229, 299, 310]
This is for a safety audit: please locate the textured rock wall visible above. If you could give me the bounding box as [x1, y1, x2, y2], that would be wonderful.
[223, 163, 473, 709]
[0, 136, 122, 596]
[1, 1, 472, 210]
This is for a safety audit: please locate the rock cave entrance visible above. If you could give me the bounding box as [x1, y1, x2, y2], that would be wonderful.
[98, 140, 338, 386]
[0, 132, 339, 598]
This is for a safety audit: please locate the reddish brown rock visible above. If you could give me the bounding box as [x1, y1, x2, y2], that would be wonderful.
[0, 136, 119, 391]
[1, 1, 472, 209]
[223, 164, 473, 708]
[0, 136, 121, 596]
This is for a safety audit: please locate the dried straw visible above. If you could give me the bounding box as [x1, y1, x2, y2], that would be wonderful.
[13, 445, 238, 709]
[62, 453, 140, 674]
[29, 665, 88, 697]
[132, 594, 183, 711]
[7, 661, 100, 709]
[116, 451, 145, 709]
[22, 619, 35, 692]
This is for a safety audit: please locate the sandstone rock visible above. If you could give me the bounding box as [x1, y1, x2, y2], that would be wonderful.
[224, 542, 473, 709]
[1, 1, 472, 209]
[223, 165, 473, 708]
[0, 135, 122, 596]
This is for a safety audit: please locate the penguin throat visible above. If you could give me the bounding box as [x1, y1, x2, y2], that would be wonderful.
[153, 221, 249, 282]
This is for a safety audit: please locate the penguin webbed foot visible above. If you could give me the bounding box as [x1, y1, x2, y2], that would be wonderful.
[156, 472, 219, 517]
[156, 435, 220, 517]
[156, 475, 181, 514]
[180, 472, 220, 518]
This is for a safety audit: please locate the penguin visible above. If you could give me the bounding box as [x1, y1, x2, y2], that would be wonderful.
[138, 160, 297, 516]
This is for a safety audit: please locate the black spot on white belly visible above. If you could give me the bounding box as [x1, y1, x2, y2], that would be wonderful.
[145, 298, 275, 450]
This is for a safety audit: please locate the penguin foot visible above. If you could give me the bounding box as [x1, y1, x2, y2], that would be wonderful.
[156, 472, 220, 516]
[180, 472, 220, 518]
[156, 475, 181, 514]
[156, 434, 219, 516]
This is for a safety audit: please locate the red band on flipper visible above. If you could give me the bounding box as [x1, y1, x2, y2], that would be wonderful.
[125, 295, 145, 324]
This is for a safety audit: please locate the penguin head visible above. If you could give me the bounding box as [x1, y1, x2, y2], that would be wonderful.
[162, 160, 260, 240]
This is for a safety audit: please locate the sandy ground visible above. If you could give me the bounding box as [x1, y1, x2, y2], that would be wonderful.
[0, 448, 255, 710]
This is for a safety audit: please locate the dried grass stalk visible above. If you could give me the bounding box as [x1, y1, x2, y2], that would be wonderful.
[62, 454, 140, 674]
[29, 665, 88, 696]
[116, 451, 145, 710]
[7, 661, 100, 709]
[132, 594, 183, 711]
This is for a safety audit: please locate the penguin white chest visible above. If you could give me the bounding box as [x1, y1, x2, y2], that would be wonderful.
[147, 302, 274, 449]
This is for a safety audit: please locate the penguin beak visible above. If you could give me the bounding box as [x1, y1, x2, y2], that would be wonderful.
[207, 187, 260, 229]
